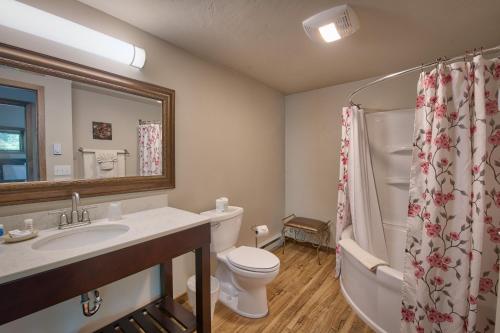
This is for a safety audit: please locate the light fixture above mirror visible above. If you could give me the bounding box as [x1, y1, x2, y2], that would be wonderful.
[0, 0, 146, 68]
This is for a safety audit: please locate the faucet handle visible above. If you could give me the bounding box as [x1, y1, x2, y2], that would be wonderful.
[81, 209, 91, 223]
[59, 212, 69, 228]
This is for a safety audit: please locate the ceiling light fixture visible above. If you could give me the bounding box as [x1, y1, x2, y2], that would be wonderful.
[318, 23, 341, 43]
[0, 0, 146, 68]
[303, 4, 360, 43]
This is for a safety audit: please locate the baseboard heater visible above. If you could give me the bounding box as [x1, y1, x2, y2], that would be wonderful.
[259, 233, 283, 251]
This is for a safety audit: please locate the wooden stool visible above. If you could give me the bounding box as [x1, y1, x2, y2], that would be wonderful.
[281, 214, 331, 264]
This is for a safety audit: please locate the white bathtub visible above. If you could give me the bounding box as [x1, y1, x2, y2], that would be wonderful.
[340, 225, 405, 333]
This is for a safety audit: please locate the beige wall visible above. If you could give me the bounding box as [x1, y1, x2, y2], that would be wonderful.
[0, 66, 73, 181]
[0, 0, 285, 244]
[285, 73, 419, 244]
[0, 0, 284, 332]
[72, 86, 162, 177]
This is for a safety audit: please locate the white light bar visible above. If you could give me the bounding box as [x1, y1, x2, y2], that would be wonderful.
[0, 0, 146, 68]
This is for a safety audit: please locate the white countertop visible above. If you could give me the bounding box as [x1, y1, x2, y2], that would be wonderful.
[0, 207, 210, 284]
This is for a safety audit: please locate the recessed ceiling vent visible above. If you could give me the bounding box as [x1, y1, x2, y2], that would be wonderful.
[303, 4, 360, 43]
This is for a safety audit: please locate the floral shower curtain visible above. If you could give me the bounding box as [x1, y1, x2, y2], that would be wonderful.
[401, 56, 499, 332]
[335, 106, 353, 277]
[138, 123, 162, 176]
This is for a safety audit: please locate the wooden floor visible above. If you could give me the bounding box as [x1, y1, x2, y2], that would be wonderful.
[179, 242, 374, 333]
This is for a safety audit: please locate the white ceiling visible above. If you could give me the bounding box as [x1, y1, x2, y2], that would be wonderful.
[78, 0, 500, 94]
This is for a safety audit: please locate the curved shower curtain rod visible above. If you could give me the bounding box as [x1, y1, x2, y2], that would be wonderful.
[348, 44, 500, 107]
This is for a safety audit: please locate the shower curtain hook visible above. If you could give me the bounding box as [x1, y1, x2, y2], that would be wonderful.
[466, 49, 475, 62]
[350, 100, 361, 109]
[435, 57, 441, 73]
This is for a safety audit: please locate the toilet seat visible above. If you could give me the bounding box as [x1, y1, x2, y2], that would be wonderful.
[227, 246, 280, 273]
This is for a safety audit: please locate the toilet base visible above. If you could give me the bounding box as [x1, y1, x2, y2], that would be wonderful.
[214, 247, 279, 319]
[219, 289, 269, 318]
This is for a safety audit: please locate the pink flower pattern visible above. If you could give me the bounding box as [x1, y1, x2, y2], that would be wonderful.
[138, 124, 162, 176]
[402, 57, 499, 333]
[435, 103, 447, 119]
[335, 107, 353, 276]
[408, 203, 421, 217]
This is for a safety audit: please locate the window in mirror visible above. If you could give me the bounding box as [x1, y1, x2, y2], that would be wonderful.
[0, 81, 43, 183]
[0, 128, 24, 152]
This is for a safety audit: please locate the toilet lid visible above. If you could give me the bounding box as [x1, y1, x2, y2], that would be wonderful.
[228, 246, 280, 273]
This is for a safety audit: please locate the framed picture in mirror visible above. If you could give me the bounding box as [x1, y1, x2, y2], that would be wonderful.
[92, 122, 112, 140]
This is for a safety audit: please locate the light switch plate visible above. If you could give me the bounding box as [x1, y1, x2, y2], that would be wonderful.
[54, 165, 71, 176]
[52, 143, 62, 155]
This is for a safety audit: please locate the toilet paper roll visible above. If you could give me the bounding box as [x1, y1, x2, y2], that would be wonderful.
[254, 225, 269, 237]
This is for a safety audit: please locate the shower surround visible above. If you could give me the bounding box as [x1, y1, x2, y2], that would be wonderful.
[337, 107, 414, 333]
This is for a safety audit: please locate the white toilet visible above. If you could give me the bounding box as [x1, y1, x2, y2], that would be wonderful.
[201, 206, 280, 318]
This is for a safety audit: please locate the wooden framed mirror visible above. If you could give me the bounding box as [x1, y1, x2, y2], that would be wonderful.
[0, 43, 175, 205]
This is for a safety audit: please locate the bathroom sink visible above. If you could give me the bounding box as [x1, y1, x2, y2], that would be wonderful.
[32, 224, 129, 251]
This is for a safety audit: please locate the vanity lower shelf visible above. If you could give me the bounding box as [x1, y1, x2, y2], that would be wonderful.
[95, 296, 195, 333]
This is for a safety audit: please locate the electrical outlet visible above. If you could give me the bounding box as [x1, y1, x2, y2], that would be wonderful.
[54, 165, 71, 176]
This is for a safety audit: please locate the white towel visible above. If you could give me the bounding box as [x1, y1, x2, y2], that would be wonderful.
[81, 149, 126, 179]
[339, 238, 389, 272]
[95, 150, 118, 170]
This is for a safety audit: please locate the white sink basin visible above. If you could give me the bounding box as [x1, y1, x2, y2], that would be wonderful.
[32, 224, 129, 251]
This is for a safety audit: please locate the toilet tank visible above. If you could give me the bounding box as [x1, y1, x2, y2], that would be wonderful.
[200, 206, 244, 253]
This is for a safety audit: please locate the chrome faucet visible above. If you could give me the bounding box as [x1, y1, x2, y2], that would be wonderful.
[71, 192, 80, 223]
[56, 192, 93, 229]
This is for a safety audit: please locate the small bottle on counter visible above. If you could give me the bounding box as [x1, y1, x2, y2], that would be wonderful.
[0, 224, 4, 237]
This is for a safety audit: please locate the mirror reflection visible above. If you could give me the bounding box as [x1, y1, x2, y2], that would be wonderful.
[0, 65, 162, 183]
